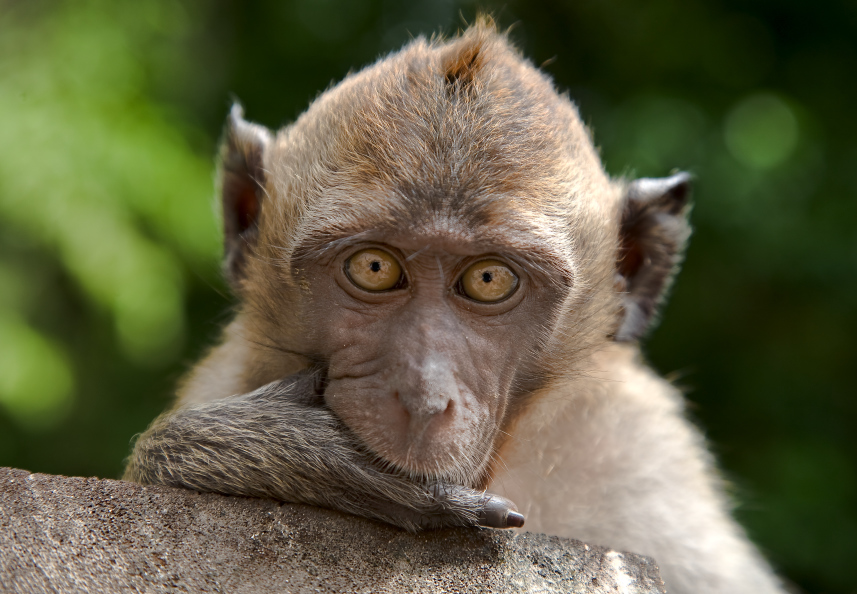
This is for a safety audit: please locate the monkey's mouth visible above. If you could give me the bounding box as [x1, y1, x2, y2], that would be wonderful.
[318, 367, 498, 488]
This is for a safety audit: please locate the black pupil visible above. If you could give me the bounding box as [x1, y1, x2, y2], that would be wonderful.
[482, 271, 493, 283]
[370, 260, 382, 273]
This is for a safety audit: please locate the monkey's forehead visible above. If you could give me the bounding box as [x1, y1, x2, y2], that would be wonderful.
[265, 24, 611, 209]
[255, 22, 620, 285]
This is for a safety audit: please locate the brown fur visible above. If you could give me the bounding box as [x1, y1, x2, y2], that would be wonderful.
[183, 19, 615, 404]
[127, 19, 783, 594]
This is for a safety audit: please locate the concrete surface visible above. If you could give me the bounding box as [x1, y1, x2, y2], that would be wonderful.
[0, 467, 665, 593]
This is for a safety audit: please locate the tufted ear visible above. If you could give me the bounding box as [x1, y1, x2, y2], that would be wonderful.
[614, 172, 692, 342]
[218, 104, 272, 288]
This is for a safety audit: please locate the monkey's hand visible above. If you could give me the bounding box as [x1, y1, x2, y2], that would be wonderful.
[124, 370, 523, 532]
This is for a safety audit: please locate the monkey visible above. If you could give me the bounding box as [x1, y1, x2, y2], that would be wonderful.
[125, 19, 784, 594]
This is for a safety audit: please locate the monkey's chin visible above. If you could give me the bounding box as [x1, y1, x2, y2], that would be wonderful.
[369, 439, 494, 488]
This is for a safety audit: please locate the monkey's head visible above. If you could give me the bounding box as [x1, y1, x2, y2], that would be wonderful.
[216, 20, 690, 487]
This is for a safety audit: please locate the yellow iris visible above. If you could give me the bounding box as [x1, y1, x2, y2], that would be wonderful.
[460, 259, 518, 302]
[346, 249, 403, 291]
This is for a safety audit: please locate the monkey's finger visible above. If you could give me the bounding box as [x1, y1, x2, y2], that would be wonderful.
[478, 493, 525, 529]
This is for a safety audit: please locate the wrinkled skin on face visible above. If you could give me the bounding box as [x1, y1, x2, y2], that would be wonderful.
[300, 230, 565, 487]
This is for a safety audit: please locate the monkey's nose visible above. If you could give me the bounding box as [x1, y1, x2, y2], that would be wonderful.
[395, 390, 456, 425]
[393, 355, 462, 430]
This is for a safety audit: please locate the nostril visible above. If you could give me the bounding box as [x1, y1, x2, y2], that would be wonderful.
[395, 388, 456, 420]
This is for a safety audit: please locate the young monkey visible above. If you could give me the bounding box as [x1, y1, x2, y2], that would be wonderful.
[125, 20, 784, 594]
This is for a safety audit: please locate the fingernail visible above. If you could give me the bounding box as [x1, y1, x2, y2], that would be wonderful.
[506, 510, 525, 528]
[479, 494, 523, 528]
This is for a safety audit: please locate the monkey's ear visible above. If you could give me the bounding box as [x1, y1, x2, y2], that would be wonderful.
[614, 172, 692, 342]
[219, 104, 272, 286]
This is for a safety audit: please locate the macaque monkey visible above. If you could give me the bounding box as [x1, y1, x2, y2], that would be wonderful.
[126, 19, 784, 594]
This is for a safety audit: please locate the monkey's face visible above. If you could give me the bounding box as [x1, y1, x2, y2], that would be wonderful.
[298, 226, 568, 486]
[222, 28, 624, 487]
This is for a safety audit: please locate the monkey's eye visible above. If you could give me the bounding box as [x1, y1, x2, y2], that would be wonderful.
[458, 259, 519, 302]
[345, 248, 405, 292]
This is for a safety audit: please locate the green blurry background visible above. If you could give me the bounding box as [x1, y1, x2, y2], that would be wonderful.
[1, 0, 854, 591]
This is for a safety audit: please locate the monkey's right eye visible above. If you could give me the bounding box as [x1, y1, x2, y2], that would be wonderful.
[345, 249, 405, 292]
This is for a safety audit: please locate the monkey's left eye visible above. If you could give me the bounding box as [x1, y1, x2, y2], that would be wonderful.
[458, 259, 519, 302]
[345, 248, 405, 292]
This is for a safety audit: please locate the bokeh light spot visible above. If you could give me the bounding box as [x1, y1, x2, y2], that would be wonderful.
[0, 315, 74, 431]
[724, 94, 799, 169]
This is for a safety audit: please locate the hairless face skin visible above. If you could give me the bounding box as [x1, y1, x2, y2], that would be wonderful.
[301, 230, 566, 486]
[125, 19, 785, 594]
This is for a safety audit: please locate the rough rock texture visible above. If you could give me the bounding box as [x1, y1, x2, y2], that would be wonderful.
[0, 467, 665, 593]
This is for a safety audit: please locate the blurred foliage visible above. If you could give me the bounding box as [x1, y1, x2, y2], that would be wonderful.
[0, 0, 854, 592]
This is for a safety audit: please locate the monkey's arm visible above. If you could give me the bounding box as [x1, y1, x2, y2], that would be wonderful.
[124, 370, 521, 532]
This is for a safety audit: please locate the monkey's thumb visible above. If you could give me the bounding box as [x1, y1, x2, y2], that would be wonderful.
[478, 494, 525, 529]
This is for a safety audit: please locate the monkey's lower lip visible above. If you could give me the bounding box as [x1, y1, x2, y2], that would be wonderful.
[385, 443, 491, 483]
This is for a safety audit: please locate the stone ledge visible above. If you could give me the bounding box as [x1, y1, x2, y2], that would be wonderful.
[0, 467, 665, 593]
